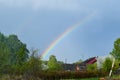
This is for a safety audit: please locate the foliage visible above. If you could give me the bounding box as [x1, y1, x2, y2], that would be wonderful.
[0, 32, 29, 74]
[0, 32, 113, 79]
[102, 57, 112, 72]
[0, 44, 10, 73]
[87, 63, 97, 71]
[113, 60, 120, 71]
[40, 71, 107, 80]
[24, 49, 42, 75]
[110, 38, 120, 60]
[0, 71, 107, 80]
[47, 55, 62, 71]
[111, 75, 120, 79]
[8, 35, 29, 65]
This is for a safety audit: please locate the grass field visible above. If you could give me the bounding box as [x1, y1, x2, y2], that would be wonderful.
[79, 78, 98, 80]
[63, 78, 99, 80]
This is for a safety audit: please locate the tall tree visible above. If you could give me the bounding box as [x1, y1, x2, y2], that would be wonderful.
[7, 35, 29, 65]
[102, 57, 112, 72]
[47, 55, 62, 71]
[0, 44, 10, 73]
[0, 33, 29, 73]
[24, 49, 42, 74]
[110, 38, 120, 60]
[16, 45, 29, 65]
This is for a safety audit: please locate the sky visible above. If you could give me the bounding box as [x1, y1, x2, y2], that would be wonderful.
[0, 0, 120, 63]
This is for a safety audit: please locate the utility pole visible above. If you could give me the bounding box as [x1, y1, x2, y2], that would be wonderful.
[65, 59, 67, 70]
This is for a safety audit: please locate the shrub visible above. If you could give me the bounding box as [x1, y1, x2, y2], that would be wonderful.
[40, 70, 108, 80]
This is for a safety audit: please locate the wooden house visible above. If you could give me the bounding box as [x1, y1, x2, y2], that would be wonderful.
[63, 57, 97, 71]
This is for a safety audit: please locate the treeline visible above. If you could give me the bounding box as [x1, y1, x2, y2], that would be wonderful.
[0, 33, 65, 80]
[0, 33, 42, 79]
[0, 32, 120, 80]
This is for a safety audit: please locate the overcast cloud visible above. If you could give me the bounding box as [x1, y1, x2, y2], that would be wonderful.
[0, 0, 82, 11]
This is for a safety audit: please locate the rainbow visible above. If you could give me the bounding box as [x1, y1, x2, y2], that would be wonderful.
[40, 12, 96, 59]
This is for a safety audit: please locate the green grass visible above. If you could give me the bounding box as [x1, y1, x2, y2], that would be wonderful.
[78, 75, 120, 80]
[111, 75, 120, 79]
[79, 78, 99, 80]
[62, 78, 99, 80]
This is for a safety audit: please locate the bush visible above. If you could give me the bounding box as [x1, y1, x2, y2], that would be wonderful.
[102, 57, 112, 72]
[39, 70, 108, 80]
[87, 63, 97, 71]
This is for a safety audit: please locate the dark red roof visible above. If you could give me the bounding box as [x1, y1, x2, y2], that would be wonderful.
[80, 57, 97, 64]
[87, 58, 97, 64]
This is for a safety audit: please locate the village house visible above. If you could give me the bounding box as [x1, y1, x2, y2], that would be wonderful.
[63, 57, 97, 71]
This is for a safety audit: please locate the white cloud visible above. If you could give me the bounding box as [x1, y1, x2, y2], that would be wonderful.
[0, 0, 81, 11]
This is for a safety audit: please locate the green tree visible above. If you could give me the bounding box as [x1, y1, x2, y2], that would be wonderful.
[7, 35, 29, 65]
[11, 45, 30, 74]
[47, 55, 62, 71]
[16, 45, 29, 65]
[87, 63, 97, 71]
[113, 60, 120, 71]
[110, 38, 120, 60]
[0, 33, 10, 73]
[24, 49, 42, 75]
[102, 57, 112, 72]
[0, 33, 29, 74]
[0, 44, 10, 73]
